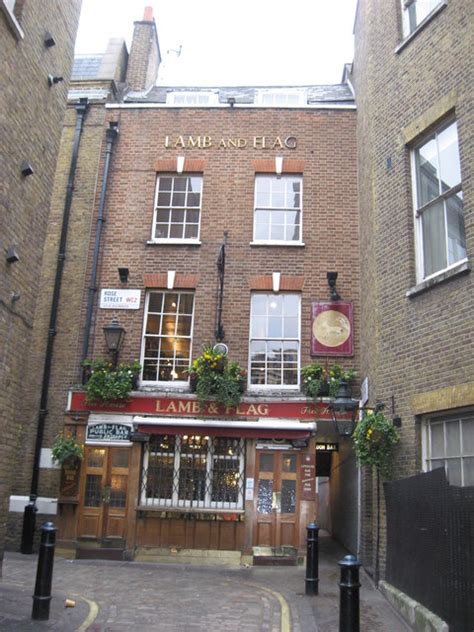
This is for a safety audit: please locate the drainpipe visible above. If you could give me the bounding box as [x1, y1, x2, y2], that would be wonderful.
[81, 122, 119, 368]
[21, 98, 89, 553]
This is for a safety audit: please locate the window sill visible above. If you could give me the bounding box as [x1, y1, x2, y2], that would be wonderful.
[147, 239, 201, 246]
[1, 1, 24, 39]
[249, 241, 305, 247]
[396, 1, 447, 54]
[136, 505, 245, 516]
[406, 260, 470, 298]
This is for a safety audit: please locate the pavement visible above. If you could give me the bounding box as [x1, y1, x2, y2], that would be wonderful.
[0, 538, 411, 631]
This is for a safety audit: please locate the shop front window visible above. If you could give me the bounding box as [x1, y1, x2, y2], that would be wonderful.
[141, 435, 245, 509]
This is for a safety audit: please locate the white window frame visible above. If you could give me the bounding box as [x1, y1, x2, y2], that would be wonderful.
[252, 175, 303, 245]
[166, 91, 219, 106]
[151, 174, 203, 244]
[401, 0, 444, 38]
[248, 293, 301, 390]
[411, 119, 466, 283]
[255, 90, 305, 107]
[422, 411, 474, 487]
[140, 290, 194, 387]
[140, 435, 245, 510]
[1, 0, 24, 39]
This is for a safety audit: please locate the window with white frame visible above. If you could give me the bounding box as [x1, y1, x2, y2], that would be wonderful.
[152, 175, 202, 241]
[249, 293, 300, 388]
[424, 412, 474, 486]
[412, 120, 466, 281]
[256, 90, 305, 106]
[401, 0, 443, 37]
[141, 291, 194, 383]
[167, 91, 218, 106]
[141, 434, 245, 509]
[253, 175, 302, 243]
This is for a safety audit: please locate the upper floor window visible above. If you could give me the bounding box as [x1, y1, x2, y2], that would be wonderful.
[167, 91, 218, 106]
[141, 291, 194, 384]
[253, 175, 302, 243]
[152, 175, 202, 242]
[423, 412, 474, 486]
[249, 293, 300, 389]
[411, 120, 466, 282]
[402, 0, 443, 37]
[256, 91, 305, 106]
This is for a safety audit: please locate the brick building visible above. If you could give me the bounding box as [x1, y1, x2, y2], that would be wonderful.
[16, 9, 361, 563]
[351, 0, 473, 626]
[0, 0, 82, 568]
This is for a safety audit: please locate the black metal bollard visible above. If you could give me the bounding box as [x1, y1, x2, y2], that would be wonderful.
[305, 522, 320, 595]
[338, 554, 361, 632]
[32, 522, 57, 621]
[21, 495, 37, 554]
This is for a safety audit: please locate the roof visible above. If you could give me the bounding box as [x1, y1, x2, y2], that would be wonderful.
[72, 55, 103, 80]
[124, 84, 355, 107]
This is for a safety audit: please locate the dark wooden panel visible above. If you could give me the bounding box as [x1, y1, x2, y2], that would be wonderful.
[194, 521, 211, 549]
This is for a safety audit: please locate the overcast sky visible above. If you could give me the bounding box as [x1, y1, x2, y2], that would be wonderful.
[75, 0, 358, 86]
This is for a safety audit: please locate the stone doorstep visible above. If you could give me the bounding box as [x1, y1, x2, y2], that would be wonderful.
[379, 581, 449, 632]
[134, 547, 243, 567]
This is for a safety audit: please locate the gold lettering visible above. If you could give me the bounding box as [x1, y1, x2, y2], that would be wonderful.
[237, 138, 247, 148]
[178, 401, 192, 413]
[192, 401, 201, 414]
[208, 402, 219, 414]
[219, 138, 227, 148]
[256, 404, 269, 416]
[253, 136, 266, 149]
[156, 400, 164, 412]
[247, 404, 259, 416]
[284, 136, 297, 149]
[167, 401, 177, 412]
[187, 136, 201, 148]
[227, 138, 237, 148]
[164, 135, 171, 148]
[235, 405, 244, 415]
[174, 136, 185, 148]
[272, 136, 284, 149]
[202, 136, 212, 148]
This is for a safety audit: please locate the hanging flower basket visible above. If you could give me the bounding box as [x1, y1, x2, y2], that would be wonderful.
[189, 346, 246, 408]
[353, 411, 400, 478]
[82, 359, 141, 405]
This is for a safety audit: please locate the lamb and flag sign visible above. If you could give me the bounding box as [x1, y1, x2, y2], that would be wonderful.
[311, 301, 354, 356]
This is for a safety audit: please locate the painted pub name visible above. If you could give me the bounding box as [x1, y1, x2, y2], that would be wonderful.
[164, 135, 297, 150]
[156, 399, 270, 417]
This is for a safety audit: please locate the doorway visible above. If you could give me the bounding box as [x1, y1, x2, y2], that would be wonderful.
[78, 446, 130, 544]
[254, 450, 299, 549]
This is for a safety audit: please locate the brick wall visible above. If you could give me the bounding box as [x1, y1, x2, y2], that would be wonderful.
[353, 0, 473, 576]
[0, 0, 82, 566]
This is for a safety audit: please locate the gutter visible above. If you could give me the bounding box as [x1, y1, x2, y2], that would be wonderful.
[81, 122, 119, 366]
[21, 98, 89, 553]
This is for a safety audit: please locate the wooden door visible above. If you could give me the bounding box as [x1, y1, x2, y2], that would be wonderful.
[78, 446, 130, 542]
[254, 451, 299, 548]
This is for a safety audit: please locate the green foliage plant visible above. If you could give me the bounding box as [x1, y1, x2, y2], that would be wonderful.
[301, 362, 355, 399]
[51, 433, 84, 466]
[190, 346, 246, 409]
[353, 411, 400, 478]
[83, 358, 141, 405]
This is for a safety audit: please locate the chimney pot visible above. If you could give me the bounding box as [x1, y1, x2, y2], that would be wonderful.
[143, 6, 153, 21]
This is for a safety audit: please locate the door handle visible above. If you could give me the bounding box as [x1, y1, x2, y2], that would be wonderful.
[102, 486, 111, 505]
[272, 491, 281, 512]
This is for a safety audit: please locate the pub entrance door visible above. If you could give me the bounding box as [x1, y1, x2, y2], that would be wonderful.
[77, 446, 130, 545]
[254, 450, 300, 549]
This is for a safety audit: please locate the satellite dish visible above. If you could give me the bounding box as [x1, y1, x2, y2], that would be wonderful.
[213, 343, 229, 356]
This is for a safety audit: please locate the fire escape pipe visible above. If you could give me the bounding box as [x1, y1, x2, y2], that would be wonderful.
[81, 122, 119, 367]
[21, 98, 89, 553]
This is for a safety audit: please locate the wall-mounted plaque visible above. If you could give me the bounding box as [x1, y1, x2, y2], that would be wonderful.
[86, 423, 132, 444]
[311, 301, 354, 357]
[100, 289, 141, 309]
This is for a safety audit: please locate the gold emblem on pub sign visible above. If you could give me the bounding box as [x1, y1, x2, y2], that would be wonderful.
[313, 310, 351, 347]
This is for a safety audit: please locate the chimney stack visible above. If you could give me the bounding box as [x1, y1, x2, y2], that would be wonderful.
[126, 6, 161, 92]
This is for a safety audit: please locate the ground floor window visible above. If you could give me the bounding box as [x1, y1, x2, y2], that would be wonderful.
[424, 411, 474, 486]
[140, 434, 245, 509]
